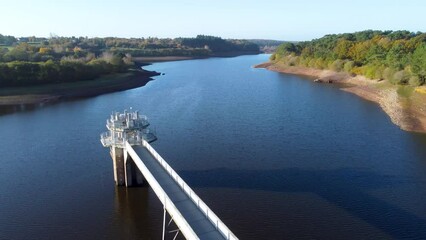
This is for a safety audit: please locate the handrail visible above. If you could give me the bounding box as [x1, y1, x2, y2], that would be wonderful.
[125, 142, 200, 240]
[141, 140, 239, 240]
[101, 132, 146, 148]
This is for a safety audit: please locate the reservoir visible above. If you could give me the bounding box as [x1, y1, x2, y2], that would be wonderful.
[1, 54, 426, 239]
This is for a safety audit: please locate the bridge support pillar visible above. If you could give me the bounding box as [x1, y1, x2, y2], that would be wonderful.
[111, 147, 145, 187]
[112, 147, 126, 186]
[124, 150, 145, 187]
[101, 110, 154, 187]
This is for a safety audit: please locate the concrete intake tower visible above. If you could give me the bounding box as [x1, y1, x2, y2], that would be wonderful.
[100, 109, 157, 186]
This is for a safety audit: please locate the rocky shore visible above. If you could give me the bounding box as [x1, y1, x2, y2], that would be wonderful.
[255, 62, 426, 133]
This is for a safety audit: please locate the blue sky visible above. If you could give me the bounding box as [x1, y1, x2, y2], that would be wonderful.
[1, 0, 425, 41]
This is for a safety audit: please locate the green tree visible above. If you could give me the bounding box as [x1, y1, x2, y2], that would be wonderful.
[386, 41, 411, 70]
[271, 30, 425, 85]
[411, 43, 426, 83]
[333, 39, 353, 59]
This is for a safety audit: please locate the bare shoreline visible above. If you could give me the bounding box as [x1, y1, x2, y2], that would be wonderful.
[255, 62, 426, 134]
[0, 53, 259, 109]
[133, 56, 203, 63]
[0, 69, 160, 107]
[132, 51, 260, 63]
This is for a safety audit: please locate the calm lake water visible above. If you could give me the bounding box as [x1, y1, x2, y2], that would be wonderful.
[1, 54, 426, 239]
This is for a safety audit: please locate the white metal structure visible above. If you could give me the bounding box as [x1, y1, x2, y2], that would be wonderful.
[126, 140, 239, 240]
[100, 109, 157, 148]
[101, 110, 238, 240]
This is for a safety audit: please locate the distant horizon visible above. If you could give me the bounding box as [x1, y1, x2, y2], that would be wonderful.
[2, 29, 425, 42]
[1, 0, 426, 41]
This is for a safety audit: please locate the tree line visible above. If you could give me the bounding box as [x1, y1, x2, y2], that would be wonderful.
[0, 55, 129, 87]
[271, 30, 426, 86]
[0, 34, 260, 88]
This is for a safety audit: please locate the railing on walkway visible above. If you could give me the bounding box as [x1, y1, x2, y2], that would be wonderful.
[125, 141, 199, 240]
[141, 140, 239, 240]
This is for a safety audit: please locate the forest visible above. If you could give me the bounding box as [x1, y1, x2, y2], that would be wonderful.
[271, 30, 426, 86]
[0, 34, 259, 87]
[247, 39, 285, 53]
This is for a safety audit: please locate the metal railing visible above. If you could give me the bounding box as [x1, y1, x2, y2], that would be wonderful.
[106, 118, 149, 131]
[140, 140, 239, 240]
[100, 132, 143, 148]
[106, 112, 150, 131]
[125, 142, 200, 240]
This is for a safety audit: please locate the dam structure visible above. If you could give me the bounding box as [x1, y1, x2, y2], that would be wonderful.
[101, 109, 238, 240]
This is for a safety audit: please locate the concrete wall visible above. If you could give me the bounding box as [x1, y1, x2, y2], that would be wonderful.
[112, 146, 145, 187]
[112, 147, 125, 186]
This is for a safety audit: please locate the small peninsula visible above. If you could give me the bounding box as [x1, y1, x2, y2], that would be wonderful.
[256, 30, 426, 133]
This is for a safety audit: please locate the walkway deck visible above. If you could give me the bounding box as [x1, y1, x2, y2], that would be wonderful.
[126, 141, 237, 240]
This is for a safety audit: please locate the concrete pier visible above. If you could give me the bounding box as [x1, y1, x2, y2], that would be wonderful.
[110, 146, 145, 186]
[124, 150, 145, 186]
[111, 147, 125, 186]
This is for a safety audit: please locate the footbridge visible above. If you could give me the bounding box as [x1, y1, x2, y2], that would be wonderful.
[101, 110, 238, 240]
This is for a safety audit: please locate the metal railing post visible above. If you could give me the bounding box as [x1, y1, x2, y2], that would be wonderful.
[162, 206, 166, 240]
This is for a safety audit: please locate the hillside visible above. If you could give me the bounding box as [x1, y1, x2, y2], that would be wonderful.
[0, 34, 259, 88]
[258, 30, 426, 133]
[270, 30, 426, 86]
[248, 39, 286, 53]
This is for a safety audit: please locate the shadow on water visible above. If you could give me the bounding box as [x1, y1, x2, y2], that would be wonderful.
[410, 133, 426, 161]
[112, 187, 158, 240]
[0, 103, 52, 116]
[181, 167, 426, 239]
[0, 99, 80, 116]
[113, 187, 185, 240]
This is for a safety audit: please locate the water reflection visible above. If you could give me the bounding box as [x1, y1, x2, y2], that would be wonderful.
[181, 167, 426, 239]
[0, 103, 48, 116]
[112, 186, 185, 240]
[112, 187, 158, 239]
[2, 55, 426, 239]
[410, 133, 426, 160]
